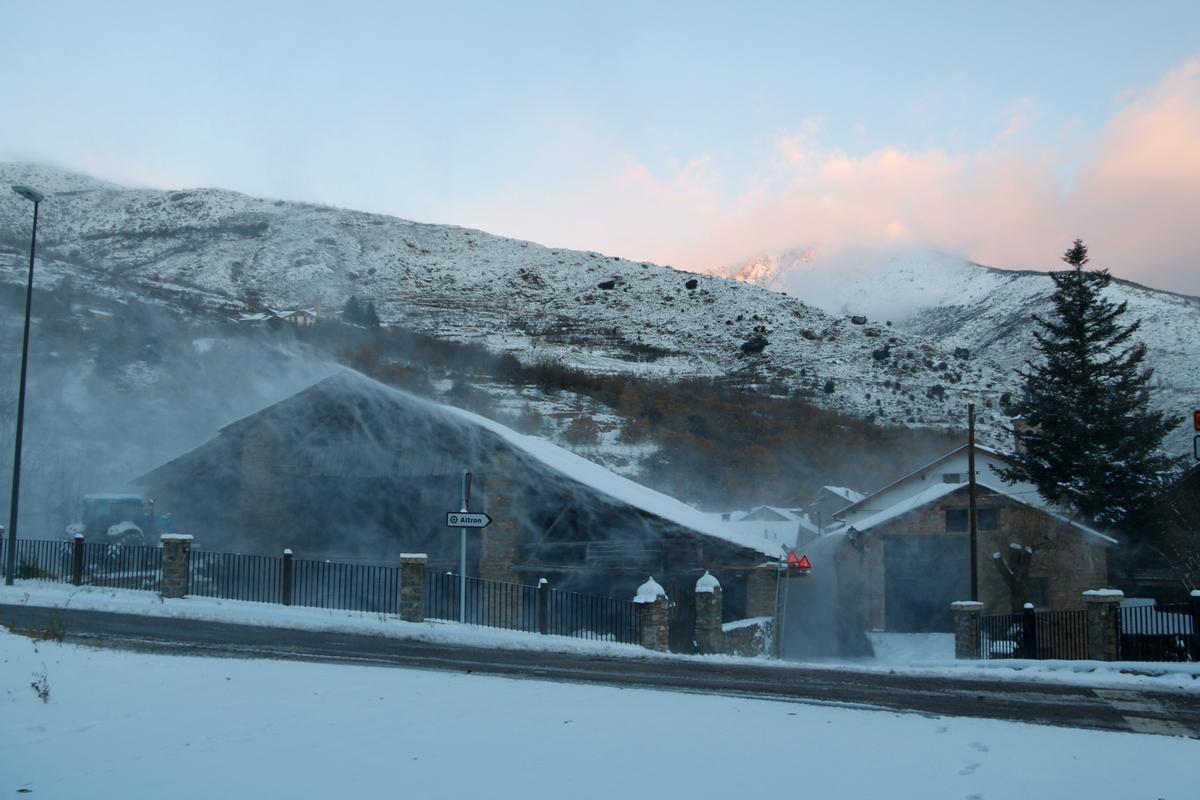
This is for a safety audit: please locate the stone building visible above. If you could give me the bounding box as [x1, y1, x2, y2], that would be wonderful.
[136, 371, 784, 649]
[831, 443, 1114, 632]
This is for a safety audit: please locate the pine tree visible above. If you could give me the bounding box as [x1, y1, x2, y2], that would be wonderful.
[363, 301, 381, 328]
[342, 296, 362, 324]
[998, 240, 1174, 526]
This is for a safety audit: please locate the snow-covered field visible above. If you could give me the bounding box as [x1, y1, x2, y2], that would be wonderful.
[4, 583, 1200, 693]
[1, 629, 1195, 800]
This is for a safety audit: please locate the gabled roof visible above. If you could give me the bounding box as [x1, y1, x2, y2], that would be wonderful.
[836, 443, 1012, 517]
[138, 370, 785, 559]
[847, 478, 1117, 544]
[820, 486, 865, 504]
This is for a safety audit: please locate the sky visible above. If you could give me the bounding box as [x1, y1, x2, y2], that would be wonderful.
[3, 1, 1200, 294]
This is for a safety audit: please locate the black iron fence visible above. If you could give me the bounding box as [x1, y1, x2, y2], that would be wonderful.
[425, 571, 641, 644]
[0, 536, 162, 590]
[2, 537, 642, 646]
[188, 550, 283, 604]
[546, 586, 640, 643]
[1119, 603, 1197, 662]
[979, 608, 1089, 660]
[291, 557, 401, 614]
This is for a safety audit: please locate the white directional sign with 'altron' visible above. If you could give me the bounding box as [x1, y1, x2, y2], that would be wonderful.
[447, 512, 492, 528]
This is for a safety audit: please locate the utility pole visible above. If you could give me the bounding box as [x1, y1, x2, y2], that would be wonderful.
[459, 470, 471, 624]
[968, 403, 979, 602]
[6, 185, 45, 586]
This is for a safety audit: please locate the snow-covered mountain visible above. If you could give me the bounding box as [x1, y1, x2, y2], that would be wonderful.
[1, 163, 1192, 454]
[727, 249, 1200, 456]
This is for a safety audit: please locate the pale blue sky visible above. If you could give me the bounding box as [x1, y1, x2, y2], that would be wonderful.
[4, 1, 1199, 290]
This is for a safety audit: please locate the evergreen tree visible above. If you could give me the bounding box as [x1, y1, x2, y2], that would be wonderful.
[362, 300, 381, 328]
[998, 239, 1174, 526]
[342, 296, 362, 323]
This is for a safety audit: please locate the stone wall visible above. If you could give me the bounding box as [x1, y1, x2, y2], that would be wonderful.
[851, 486, 1109, 626]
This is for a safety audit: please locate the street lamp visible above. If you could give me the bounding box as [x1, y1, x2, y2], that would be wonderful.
[5, 184, 46, 585]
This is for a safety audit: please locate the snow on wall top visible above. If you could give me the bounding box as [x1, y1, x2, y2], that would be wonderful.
[695, 571, 721, 593]
[634, 577, 667, 603]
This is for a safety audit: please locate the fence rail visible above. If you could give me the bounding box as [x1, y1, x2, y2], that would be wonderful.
[188, 551, 282, 604]
[425, 571, 641, 644]
[291, 558, 401, 614]
[3, 538, 643, 648]
[979, 608, 1089, 660]
[1119, 603, 1197, 662]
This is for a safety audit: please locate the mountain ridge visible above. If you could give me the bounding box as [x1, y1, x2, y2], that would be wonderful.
[2, 162, 1194, 457]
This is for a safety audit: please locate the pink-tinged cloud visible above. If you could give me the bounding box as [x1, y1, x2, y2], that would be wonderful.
[466, 56, 1200, 296]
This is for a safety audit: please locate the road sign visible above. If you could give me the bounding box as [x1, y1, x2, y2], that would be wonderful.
[447, 512, 491, 529]
[786, 551, 811, 575]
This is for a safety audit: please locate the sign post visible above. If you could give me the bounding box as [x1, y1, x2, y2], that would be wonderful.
[445, 473, 495, 624]
[459, 471, 470, 624]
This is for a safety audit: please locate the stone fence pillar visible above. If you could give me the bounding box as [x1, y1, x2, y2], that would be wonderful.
[160, 534, 194, 599]
[951, 601, 984, 659]
[1083, 589, 1123, 661]
[71, 533, 85, 587]
[399, 554, 428, 623]
[694, 571, 723, 654]
[634, 577, 669, 652]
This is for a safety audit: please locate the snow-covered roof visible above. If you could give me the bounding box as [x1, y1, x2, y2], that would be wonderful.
[821, 486, 865, 504]
[837, 443, 1011, 517]
[847, 479, 1117, 544]
[449, 405, 786, 559]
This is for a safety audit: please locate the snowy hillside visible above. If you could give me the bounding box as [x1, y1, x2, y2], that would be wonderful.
[801, 252, 1200, 455]
[0, 163, 1024, 444]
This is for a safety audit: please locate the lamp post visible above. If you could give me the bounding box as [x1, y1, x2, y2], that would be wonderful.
[5, 184, 46, 585]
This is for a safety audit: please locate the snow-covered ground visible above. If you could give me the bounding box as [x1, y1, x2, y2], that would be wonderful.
[2, 628, 1195, 799]
[5, 583, 1200, 693]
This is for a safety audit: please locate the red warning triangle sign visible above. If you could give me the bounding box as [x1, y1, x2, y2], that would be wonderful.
[796, 554, 811, 570]
[787, 551, 811, 570]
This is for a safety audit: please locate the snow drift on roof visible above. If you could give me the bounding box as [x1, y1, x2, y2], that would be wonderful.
[446, 404, 786, 558]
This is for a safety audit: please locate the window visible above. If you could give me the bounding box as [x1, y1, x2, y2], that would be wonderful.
[944, 507, 999, 532]
[942, 472, 964, 483]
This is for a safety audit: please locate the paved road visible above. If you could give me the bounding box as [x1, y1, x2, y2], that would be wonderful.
[3, 604, 1198, 738]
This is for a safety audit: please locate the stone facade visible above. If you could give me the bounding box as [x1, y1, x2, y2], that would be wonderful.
[722, 618, 773, 657]
[745, 565, 780, 619]
[160, 534, 193, 598]
[694, 575, 723, 655]
[399, 554, 428, 623]
[635, 579, 670, 652]
[479, 454, 521, 587]
[1084, 590, 1123, 661]
[951, 601, 984, 659]
[844, 486, 1109, 630]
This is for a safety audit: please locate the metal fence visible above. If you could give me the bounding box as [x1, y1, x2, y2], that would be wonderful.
[80, 541, 162, 591]
[426, 571, 538, 631]
[979, 608, 1089, 660]
[1119, 603, 1197, 662]
[546, 586, 640, 643]
[291, 557, 401, 614]
[3, 538, 643, 647]
[1, 537, 161, 591]
[188, 550, 282, 604]
[425, 571, 642, 644]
